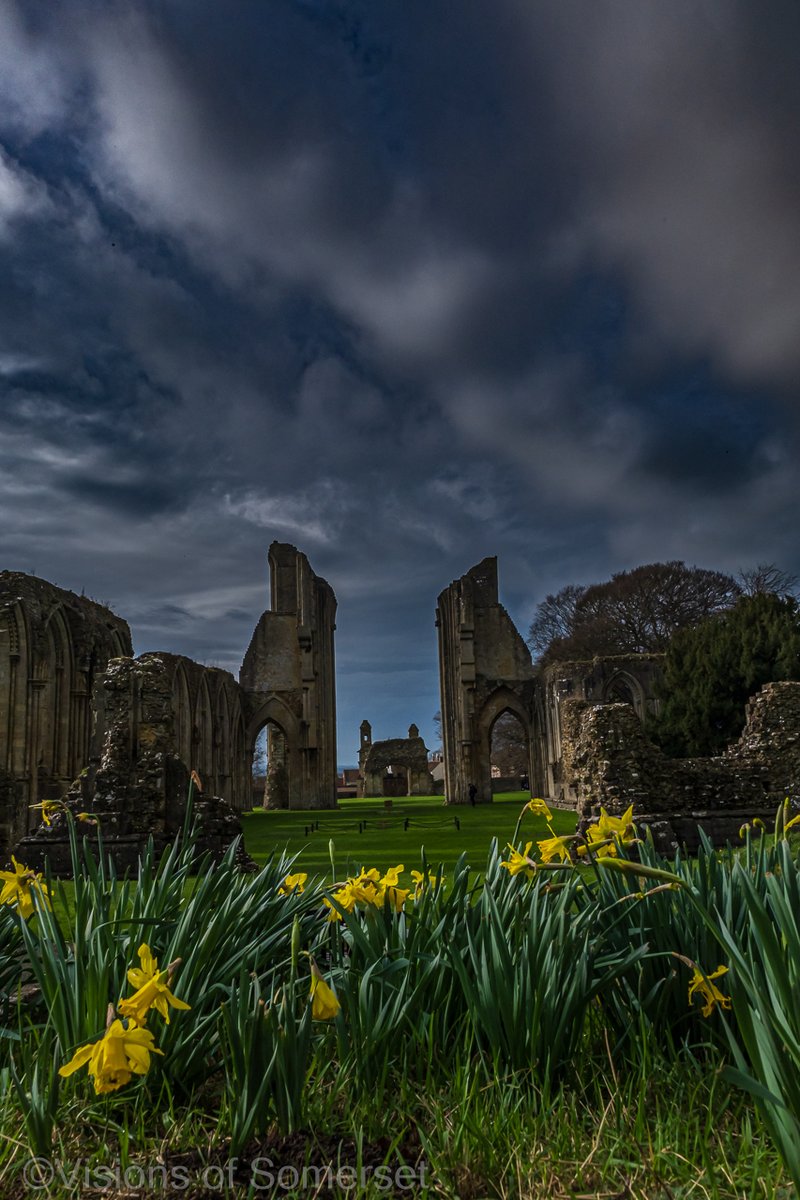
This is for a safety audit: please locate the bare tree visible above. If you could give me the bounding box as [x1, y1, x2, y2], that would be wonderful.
[738, 562, 799, 600]
[529, 562, 741, 663]
[527, 584, 587, 660]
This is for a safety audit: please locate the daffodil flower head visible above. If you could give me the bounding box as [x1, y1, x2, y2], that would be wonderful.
[29, 799, 66, 826]
[309, 961, 340, 1020]
[411, 869, 443, 897]
[0, 857, 51, 920]
[688, 964, 731, 1018]
[278, 872, 308, 896]
[59, 1015, 163, 1095]
[501, 842, 535, 878]
[537, 830, 573, 864]
[118, 943, 191, 1025]
[380, 864, 404, 888]
[526, 798, 552, 819]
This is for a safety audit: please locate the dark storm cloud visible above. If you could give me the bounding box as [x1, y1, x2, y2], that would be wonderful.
[1, 0, 799, 759]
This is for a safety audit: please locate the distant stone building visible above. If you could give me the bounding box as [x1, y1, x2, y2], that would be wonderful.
[358, 720, 435, 798]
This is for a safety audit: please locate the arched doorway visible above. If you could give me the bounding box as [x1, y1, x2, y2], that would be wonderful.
[474, 688, 534, 803]
[490, 710, 529, 791]
[603, 671, 646, 720]
[251, 719, 290, 809]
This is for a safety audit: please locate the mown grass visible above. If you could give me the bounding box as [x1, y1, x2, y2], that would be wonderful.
[240, 791, 578, 879]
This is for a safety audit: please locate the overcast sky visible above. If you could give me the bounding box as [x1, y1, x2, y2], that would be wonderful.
[2, 1, 799, 764]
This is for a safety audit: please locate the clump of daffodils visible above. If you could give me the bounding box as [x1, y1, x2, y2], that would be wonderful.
[59, 943, 190, 1095]
[502, 801, 640, 876]
[324, 864, 411, 920]
[0, 857, 51, 920]
[578, 805, 638, 858]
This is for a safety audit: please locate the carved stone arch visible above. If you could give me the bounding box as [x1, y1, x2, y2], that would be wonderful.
[247, 695, 301, 810]
[1, 601, 28, 776]
[475, 686, 533, 800]
[477, 687, 532, 746]
[172, 663, 193, 767]
[602, 670, 646, 720]
[109, 626, 129, 658]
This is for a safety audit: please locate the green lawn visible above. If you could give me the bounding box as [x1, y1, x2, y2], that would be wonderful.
[240, 792, 577, 881]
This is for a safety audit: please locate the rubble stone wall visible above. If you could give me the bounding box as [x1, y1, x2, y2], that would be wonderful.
[565, 681, 800, 850]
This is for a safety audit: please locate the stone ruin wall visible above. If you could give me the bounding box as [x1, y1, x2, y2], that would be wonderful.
[239, 542, 338, 811]
[436, 556, 537, 804]
[537, 654, 664, 807]
[16, 653, 249, 872]
[561, 681, 800, 850]
[436, 554, 800, 847]
[0, 572, 132, 851]
[2, 541, 339, 869]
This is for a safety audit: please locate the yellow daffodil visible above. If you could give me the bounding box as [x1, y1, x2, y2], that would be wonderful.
[76, 812, 99, 825]
[29, 799, 65, 826]
[537, 831, 573, 864]
[410, 869, 443, 898]
[382, 884, 411, 912]
[59, 1017, 163, 1094]
[501, 842, 536, 878]
[309, 964, 340, 1020]
[278, 872, 308, 895]
[688, 964, 731, 1018]
[0, 857, 51, 920]
[784, 812, 800, 834]
[324, 881, 359, 921]
[381, 864, 404, 888]
[526, 797, 552, 819]
[118, 944, 191, 1025]
[325, 866, 413, 918]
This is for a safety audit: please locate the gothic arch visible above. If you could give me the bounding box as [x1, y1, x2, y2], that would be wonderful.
[602, 670, 646, 720]
[247, 695, 301, 810]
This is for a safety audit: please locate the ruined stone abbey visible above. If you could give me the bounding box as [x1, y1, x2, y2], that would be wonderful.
[1, 543, 797, 865]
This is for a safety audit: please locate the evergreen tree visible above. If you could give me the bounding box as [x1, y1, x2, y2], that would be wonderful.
[650, 593, 800, 757]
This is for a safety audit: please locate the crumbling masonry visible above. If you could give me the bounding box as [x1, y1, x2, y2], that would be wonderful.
[436, 556, 798, 843]
[2, 543, 337, 868]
